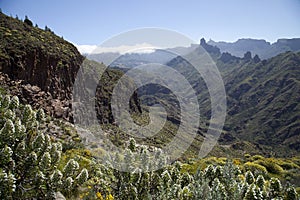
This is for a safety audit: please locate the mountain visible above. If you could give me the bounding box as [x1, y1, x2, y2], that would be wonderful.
[87, 37, 300, 69]
[165, 39, 300, 157]
[0, 12, 141, 124]
[208, 38, 300, 59]
[1, 11, 300, 200]
[1, 12, 299, 157]
[0, 13, 83, 100]
[224, 51, 300, 154]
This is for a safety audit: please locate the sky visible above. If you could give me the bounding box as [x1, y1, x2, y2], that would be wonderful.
[1, 0, 300, 52]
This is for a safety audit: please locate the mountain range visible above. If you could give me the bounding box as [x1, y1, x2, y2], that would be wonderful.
[0, 12, 299, 158]
[86, 38, 300, 69]
[101, 38, 300, 157]
[167, 40, 300, 157]
[208, 38, 300, 59]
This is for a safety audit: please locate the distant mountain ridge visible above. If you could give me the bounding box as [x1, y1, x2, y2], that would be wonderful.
[208, 38, 300, 59]
[86, 38, 300, 69]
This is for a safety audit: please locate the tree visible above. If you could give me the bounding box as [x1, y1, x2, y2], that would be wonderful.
[45, 25, 54, 33]
[24, 15, 33, 26]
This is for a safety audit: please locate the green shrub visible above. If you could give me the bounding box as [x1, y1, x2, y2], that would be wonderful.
[0, 95, 88, 199]
[285, 186, 298, 200]
[244, 161, 268, 174]
[251, 155, 265, 161]
[255, 158, 284, 175]
[278, 160, 299, 170]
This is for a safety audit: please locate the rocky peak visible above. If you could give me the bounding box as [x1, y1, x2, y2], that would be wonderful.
[243, 51, 252, 61]
[199, 38, 221, 56]
[253, 54, 261, 63]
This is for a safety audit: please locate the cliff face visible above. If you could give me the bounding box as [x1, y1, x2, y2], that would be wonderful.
[0, 12, 83, 100]
[0, 13, 141, 123]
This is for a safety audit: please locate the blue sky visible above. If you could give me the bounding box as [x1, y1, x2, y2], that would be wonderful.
[1, 0, 300, 46]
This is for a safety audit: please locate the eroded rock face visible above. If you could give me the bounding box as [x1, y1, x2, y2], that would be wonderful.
[0, 43, 83, 100]
[200, 38, 221, 56]
[0, 13, 142, 124]
[0, 12, 85, 101]
[0, 72, 73, 121]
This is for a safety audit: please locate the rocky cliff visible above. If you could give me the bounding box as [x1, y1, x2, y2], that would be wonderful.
[0, 13, 141, 123]
[0, 12, 83, 100]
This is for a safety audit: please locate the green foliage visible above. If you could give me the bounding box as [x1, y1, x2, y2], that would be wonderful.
[244, 162, 267, 175]
[255, 158, 284, 175]
[269, 177, 283, 198]
[80, 141, 299, 199]
[0, 96, 298, 199]
[245, 171, 255, 184]
[285, 186, 298, 200]
[0, 95, 88, 199]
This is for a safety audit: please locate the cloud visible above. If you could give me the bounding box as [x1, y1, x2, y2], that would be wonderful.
[75, 45, 97, 54]
[76, 43, 158, 54]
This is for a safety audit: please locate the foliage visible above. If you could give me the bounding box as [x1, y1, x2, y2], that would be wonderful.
[80, 138, 299, 199]
[0, 95, 88, 199]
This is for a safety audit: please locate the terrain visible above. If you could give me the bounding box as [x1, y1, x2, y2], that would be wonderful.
[108, 38, 300, 158]
[0, 12, 299, 199]
[0, 12, 141, 124]
[167, 39, 300, 157]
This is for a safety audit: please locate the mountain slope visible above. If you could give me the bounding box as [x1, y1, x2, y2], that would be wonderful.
[166, 40, 300, 156]
[225, 51, 300, 153]
[0, 12, 83, 100]
[0, 13, 141, 124]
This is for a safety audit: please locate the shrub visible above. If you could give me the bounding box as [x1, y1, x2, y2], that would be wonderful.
[255, 158, 284, 175]
[285, 186, 298, 200]
[269, 177, 282, 198]
[244, 162, 268, 174]
[0, 95, 88, 199]
[251, 155, 265, 161]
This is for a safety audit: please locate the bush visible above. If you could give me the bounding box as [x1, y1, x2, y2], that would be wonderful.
[0, 95, 88, 199]
[244, 162, 268, 174]
[255, 158, 284, 175]
[251, 155, 265, 161]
